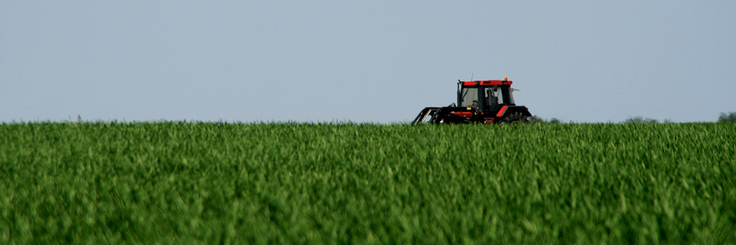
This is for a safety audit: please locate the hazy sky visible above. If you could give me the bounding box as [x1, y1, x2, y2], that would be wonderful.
[2, 1, 735, 123]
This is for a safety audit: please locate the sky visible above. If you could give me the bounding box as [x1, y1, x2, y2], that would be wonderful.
[2, 1, 735, 123]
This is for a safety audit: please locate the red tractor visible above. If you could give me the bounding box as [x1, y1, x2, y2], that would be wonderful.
[413, 77, 532, 124]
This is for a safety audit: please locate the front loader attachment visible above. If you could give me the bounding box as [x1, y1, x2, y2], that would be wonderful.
[412, 107, 441, 124]
[413, 107, 474, 124]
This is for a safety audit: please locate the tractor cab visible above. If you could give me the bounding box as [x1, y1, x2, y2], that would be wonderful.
[457, 79, 516, 113]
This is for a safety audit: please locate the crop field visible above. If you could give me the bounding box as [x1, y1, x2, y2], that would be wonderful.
[1, 122, 735, 244]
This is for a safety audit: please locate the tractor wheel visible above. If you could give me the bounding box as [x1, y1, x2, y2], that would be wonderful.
[499, 112, 530, 124]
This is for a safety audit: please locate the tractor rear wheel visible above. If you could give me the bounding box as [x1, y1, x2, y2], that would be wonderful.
[499, 112, 530, 124]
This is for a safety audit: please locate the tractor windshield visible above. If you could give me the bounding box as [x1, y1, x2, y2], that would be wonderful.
[459, 87, 478, 107]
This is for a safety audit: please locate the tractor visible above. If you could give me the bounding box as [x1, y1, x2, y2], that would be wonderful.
[413, 77, 532, 124]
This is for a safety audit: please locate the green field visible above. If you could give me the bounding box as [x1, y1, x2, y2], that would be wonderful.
[1, 122, 735, 244]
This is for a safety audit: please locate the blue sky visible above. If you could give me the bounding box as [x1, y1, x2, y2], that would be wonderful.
[2, 1, 735, 123]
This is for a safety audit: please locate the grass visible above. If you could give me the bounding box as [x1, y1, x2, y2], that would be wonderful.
[1, 122, 735, 244]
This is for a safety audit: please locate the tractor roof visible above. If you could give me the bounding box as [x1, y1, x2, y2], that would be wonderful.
[460, 79, 513, 86]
